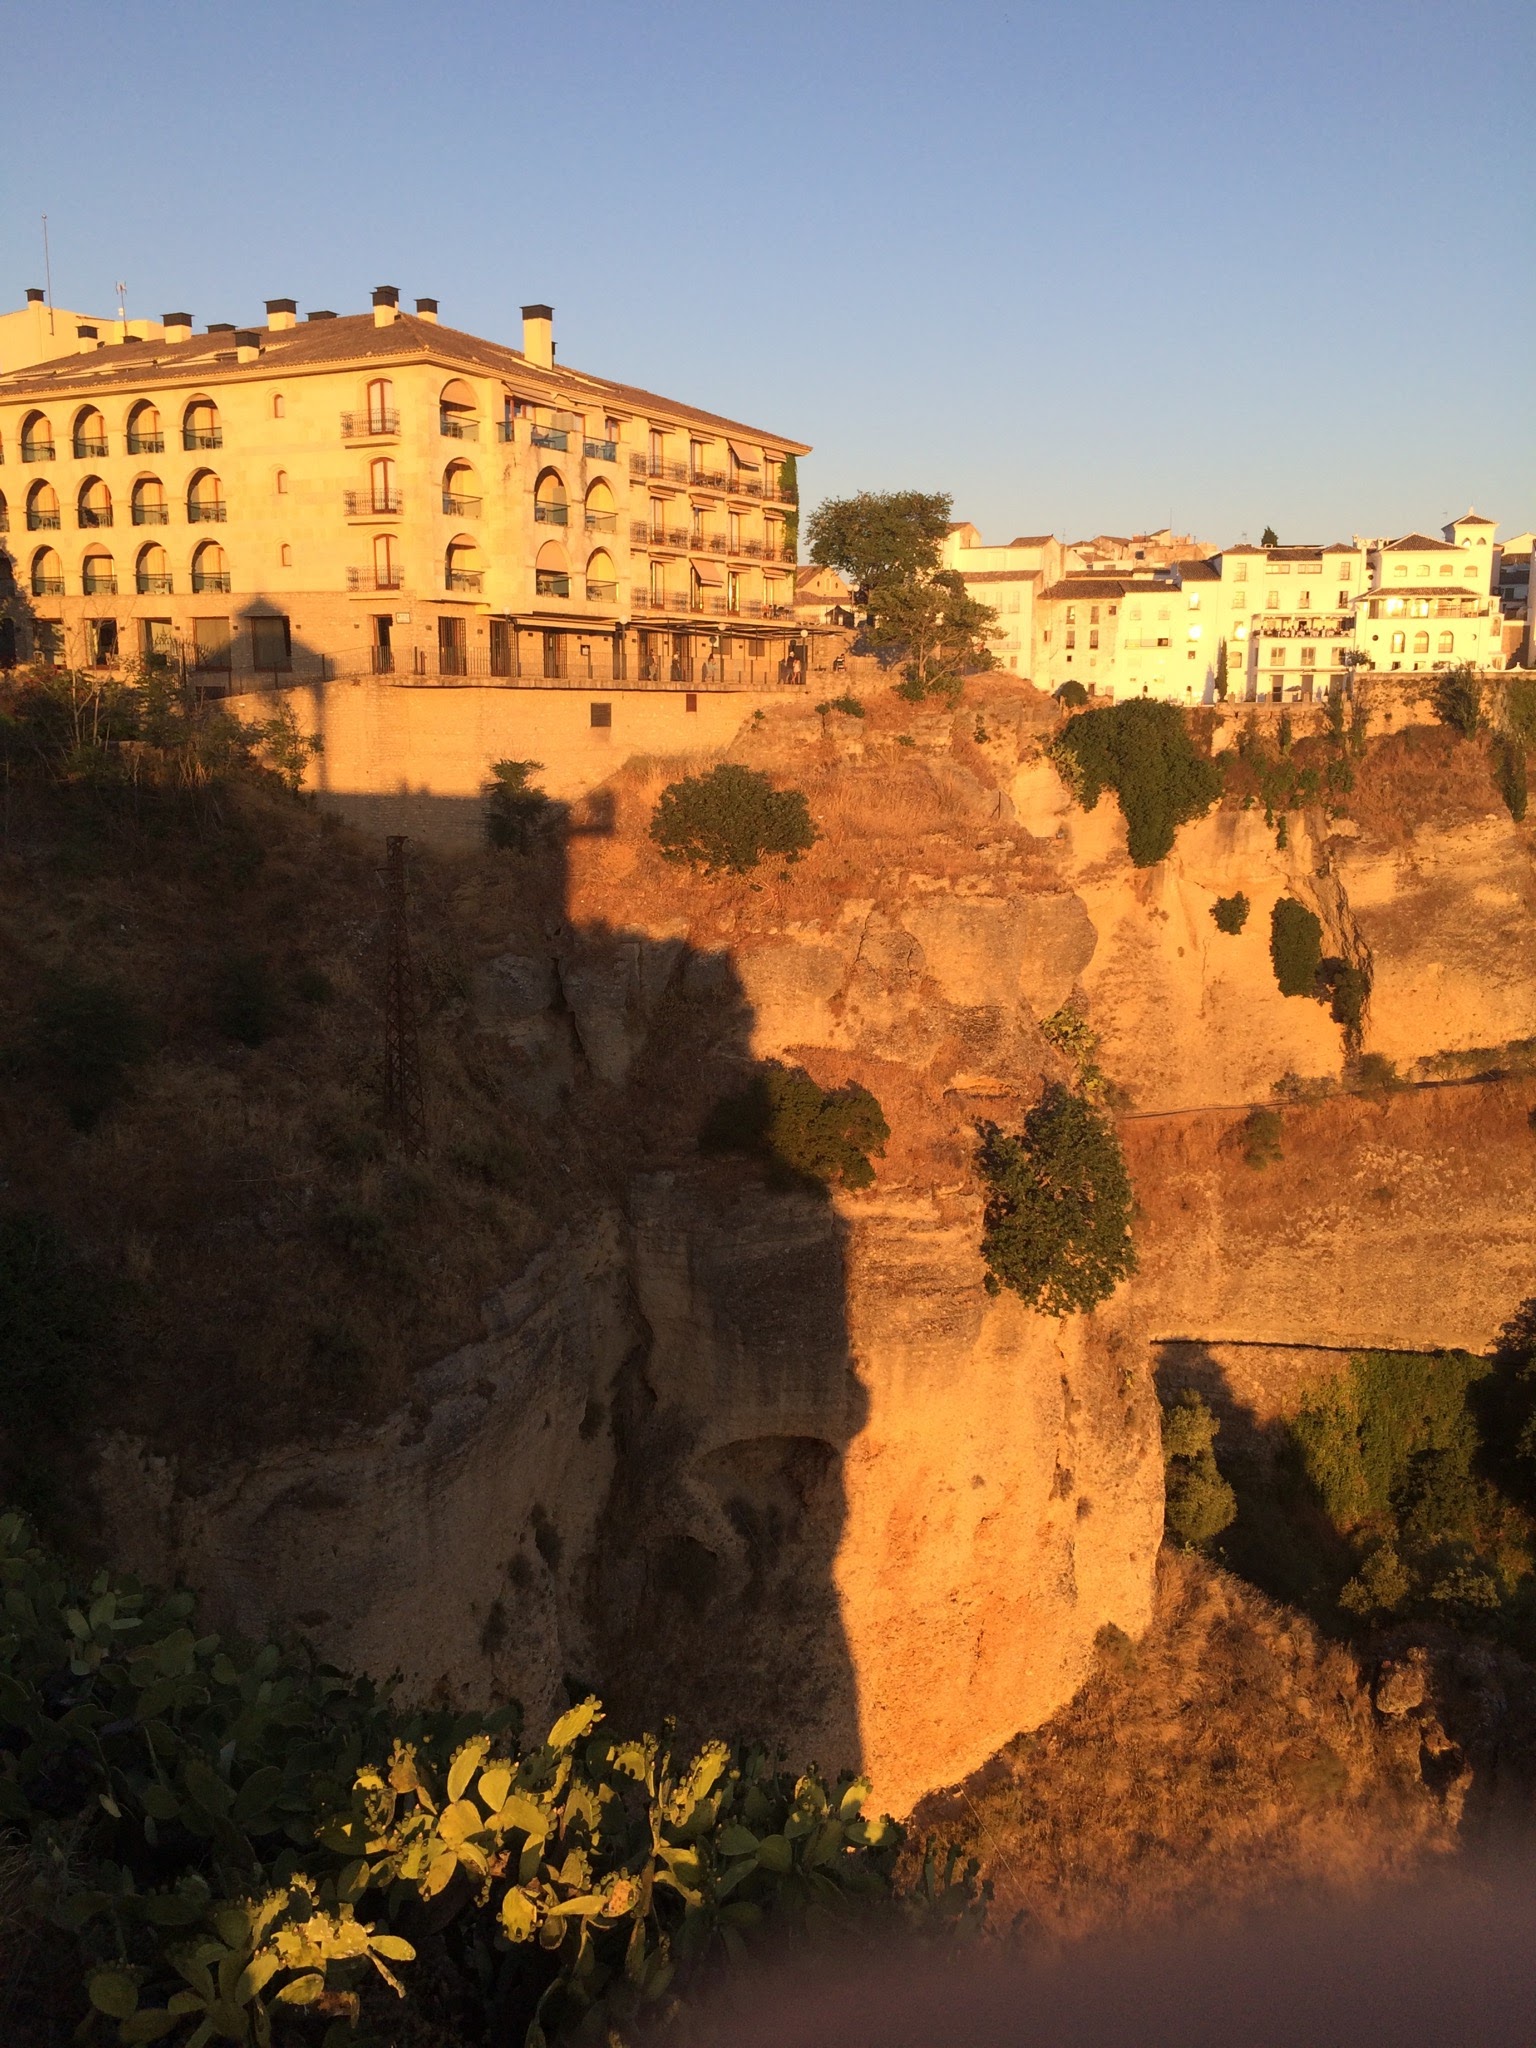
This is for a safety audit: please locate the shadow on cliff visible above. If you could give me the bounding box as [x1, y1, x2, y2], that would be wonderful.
[501, 798, 871, 1778]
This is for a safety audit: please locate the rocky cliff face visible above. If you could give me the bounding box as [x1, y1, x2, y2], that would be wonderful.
[96, 679, 1536, 1814]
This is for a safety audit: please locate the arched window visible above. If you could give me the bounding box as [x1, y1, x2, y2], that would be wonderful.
[1412, 630, 1430, 655]
[182, 397, 221, 451]
[191, 540, 230, 592]
[187, 470, 226, 523]
[1437, 631, 1455, 655]
[26, 480, 60, 531]
[373, 533, 400, 589]
[31, 547, 63, 595]
[136, 543, 171, 594]
[275, 468, 289, 495]
[534, 469, 567, 525]
[20, 412, 55, 462]
[371, 457, 399, 513]
[77, 477, 113, 529]
[584, 480, 616, 532]
[81, 549, 116, 595]
[535, 540, 568, 598]
[131, 477, 167, 526]
[446, 535, 484, 592]
[439, 378, 478, 440]
[272, 393, 285, 419]
[280, 543, 293, 568]
[73, 407, 108, 459]
[585, 549, 616, 603]
[126, 401, 163, 454]
[366, 378, 395, 434]
[440, 460, 477, 516]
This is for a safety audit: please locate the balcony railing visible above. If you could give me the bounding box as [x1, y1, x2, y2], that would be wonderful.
[584, 437, 617, 462]
[371, 647, 395, 673]
[27, 509, 61, 530]
[137, 572, 174, 594]
[632, 591, 688, 613]
[32, 577, 64, 595]
[126, 432, 165, 455]
[445, 569, 483, 592]
[341, 412, 399, 439]
[530, 425, 568, 451]
[344, 491, 403, 516]
[439, 414, 479, 441]
[192, 571, 231, 592]
[585, 579, 617, 601]
[689, 468, 728, 490]
[82, 575, 118, 595]
[585, 510, 617, 533]
[496, 420, 516, 443]
[535, 572, 570, 597]
[347, 567, 405, 591]
[442, 493, 481, 517]
[630, 455, 688, 483]
[78, 506, 113, 528]
[132, 503, 170, 525]
[21, 443, 55, 463]
[188, 501, 227, 523]
[183, 427, 223, 450]
[73, 438, 109, 459]
[534, 501, 569, 525]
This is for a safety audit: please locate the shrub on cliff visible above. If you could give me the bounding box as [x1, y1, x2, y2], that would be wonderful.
[1269, 897, 1323, 997]
[24, 972, 153, 1128]
[1493, 734, 1528, 823]
[484, 757, 555, 851]
[702, 1062, 889, 1190]
[1050, 699, 1222, 867]
[1211, 892, 1250, 935]
[0, 1512, 964, 2048]
[1162, 1392, 1238, 1548]
[976, 1083, 1136, 1316]
[1429, 663, 1483, 738]
[1240, 1106, 1284, 1169]
[650, 764, 817, 875]
[1054, 679, 1088, 708]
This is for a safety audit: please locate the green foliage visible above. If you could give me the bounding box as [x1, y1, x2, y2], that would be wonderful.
[0, 1513, 946, 2048]
[650, 765, 816, 876]
[778, 455, 799, 560]
[1050, 699, 1223, 867]
[1504, 675, 1536, 749]
[1054, 679, 1088, 709]
[976, 1084, 1136, 1317]
[1240, 1106, 1284, 1169]
[1269, 897, 1323, 997]
[213, 953, 282, 1047]
[815, 694, 865, 719]
[1039, 1002, 1112, 1106]
[1349, 1052, 1401, 1095]
[1493, 734, 1528, 822]
[877, 570, 997, 703]
[0, 1215, 110, 1506]
[701, 1063, 888, 1191]
[484, 759, 555, 853]
[1214, 639, 1229, 701]
[1260, 525, 1278, 547]
[804, 490, 951, 594]
[1429, 663, 1483, 738]
[25, 972, 153, 1127]
[1161, 1393, 1238, 1548]
[1322, 959, 1369, 1037]
[1211, 892, 1249, 935]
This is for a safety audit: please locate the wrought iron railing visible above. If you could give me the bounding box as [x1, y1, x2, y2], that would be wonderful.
[188, 501, 227, 523]
[82, 575, 118, 595]
[127, 432, 165, 454]
[630, 455, 689, 483]
[689, 468, 728, 490]
[32, 577, 64, 595]
[73, 438, 109, 459]
[132, 503, 169, 525]
[78, 506, 113, 528]
[347, 567, 405, 591]
[27, 510, 61, 530]
[192, 571, 231, 592]
[183, 427, 223, 450]
[137, 572, 173, 593]
[344, 491, 403, 516]
[21, 443, 55, 463]
[341, 412, 400, 438]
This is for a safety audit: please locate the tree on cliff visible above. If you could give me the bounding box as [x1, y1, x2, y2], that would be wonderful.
[976, 1084, 1136, 1316]
[1050, 698, 1223, 866]
[650, 763, 817, 874]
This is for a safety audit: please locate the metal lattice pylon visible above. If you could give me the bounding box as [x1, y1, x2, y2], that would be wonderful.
[382, 835, 426, 1150]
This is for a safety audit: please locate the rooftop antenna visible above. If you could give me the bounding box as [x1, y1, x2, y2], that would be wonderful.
[40, 214, 54, 333]
[115, 280, 128, 330]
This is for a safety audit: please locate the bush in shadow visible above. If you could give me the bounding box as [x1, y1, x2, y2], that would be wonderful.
[0, 1212, 111, 1507]
[701, 1062, 888, 1190]
[212, 950, 282, 1046]
[977, 1084, 1136, 1315]
[24, 971, 152, 1127]
[484, 758, 556, 852]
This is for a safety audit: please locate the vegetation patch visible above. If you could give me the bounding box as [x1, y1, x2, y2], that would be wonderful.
[1050, 700, 1222, 867]
[23, 972, 153, 1128]
[1161, 1392, 1238, 1548]
[484, 758, 556, 852]
[1429, 663, 1483, 738]
[701, 1062, 889, 1190]
[1211, 892, 1249, 935]
[0, 1214, 111, 1507]
[650, 764, 817, 875]
[976, 1083, 1136, 1315]
[1240, 1106, 1284, 1169]
[1269, 897, 1323, 997]
[815, 694, 865, 719]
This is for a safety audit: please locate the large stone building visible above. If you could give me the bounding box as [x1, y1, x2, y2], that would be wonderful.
[0, 289, 807, 687]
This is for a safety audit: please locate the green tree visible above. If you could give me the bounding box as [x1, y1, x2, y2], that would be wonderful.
[1430, 663, 1483, 738]
[1214, 638, 1229, 701]
[484, 758, 554, 851]
[1269, 897, 1323, 996]
[1051, 699, 1223, 866]
[1260, 525, 1278, 547]
[779, 453, 799, 560]
[702, 1063, 889, 1190]
[1162, 1392, 1238, 1547]
[976, 1084, 1136, 1316]
[1055, 678, 1089, 708]
[804, 489, 952, 597]
[1211, 891, 1249, 934]
[876, 569, 998, 702]
[650, 763, 817, 874]
[1494, 734, 1528, 821]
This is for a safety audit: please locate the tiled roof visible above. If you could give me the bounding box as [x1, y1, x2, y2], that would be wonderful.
[1383, 533, 1460, 552]
[1008, 534, 1056, 547]
[956, 568, 1041, 584]
[0, 310, 810, 451]
[1039, 578, 1131, 601]
[1220, 543, 1355, 560]
[1174, 559, 1220, 581]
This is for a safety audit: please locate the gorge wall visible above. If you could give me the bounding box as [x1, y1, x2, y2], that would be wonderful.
[98, 679, 1536, 1814]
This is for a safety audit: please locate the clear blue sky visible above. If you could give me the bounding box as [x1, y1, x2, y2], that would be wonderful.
[4, 0, 1531, 547]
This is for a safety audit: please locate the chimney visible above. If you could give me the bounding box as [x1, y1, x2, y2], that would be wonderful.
[372, 285, 400, 328]
[163, 312, 193, 343]
[76, 323, 99, 353]
[306, 309, 336, 321]
[522, 303, 553, 369]
[26, 287, 44, 304]
[235, 329, 261, 365]
[264, 297, 297, 331]
[415, 296, 439, 324]
[207, 322, 237, 343]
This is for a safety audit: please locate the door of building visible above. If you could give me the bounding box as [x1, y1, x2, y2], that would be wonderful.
[438, 614, 467, 676]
